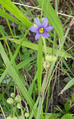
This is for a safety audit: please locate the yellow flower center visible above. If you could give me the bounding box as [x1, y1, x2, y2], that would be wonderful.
[39, 28, 44, 33]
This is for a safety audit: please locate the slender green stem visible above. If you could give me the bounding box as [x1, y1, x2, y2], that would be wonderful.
[36, 67, 50, 119]
[42, 35, 47, 56]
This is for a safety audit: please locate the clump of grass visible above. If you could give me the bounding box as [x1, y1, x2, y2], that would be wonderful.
[0, 0, 74, 119]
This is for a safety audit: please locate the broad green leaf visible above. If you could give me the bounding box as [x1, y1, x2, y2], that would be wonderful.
[37, 0, 64, 40]
[61, 114, 74, 119]
[64, 103, 70, 113]
[0, 0, 32, 28]
[8, 38, 72, 58]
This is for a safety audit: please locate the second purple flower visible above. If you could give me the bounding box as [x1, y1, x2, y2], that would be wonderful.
[30, 17, 53, 40]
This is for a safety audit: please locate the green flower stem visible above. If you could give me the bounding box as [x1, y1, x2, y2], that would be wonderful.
[12, 106, 16, 116]
[36, 68, 50, 119]
[42, 35, 47, 56]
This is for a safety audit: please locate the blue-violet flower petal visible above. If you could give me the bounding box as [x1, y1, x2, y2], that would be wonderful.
[42, 17, 48, 28]
[35, 18, 41, 27]
[35, 33, 41, 40]
[30, 26, 38, 33]
[45, 26, 54, 31]
[42, 32, 50, 37]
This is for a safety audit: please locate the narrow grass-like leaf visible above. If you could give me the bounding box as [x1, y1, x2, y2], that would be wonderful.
[28, 72, 37, 96]
[0, 9, 23, 26]
[0, 42, 37, 117]
[29, 96, 40, 119]
[45, 113, 60, 119]
[44, 26, 73, 96]
[64, 78, 74, 91]
[65, 39, 74, 56]
[0, 0, 32, 28]
[45, 113, 59, 119]
[36, 98, 43, 119]
[59, 63, 72, 80]
[17, 56, 36, 69]
[0, 29, 29, 84]
[8, 38, 73, 58]
[37, 36, 43, 93]
[62, 58, 74, 76]
[36, 73, 47, 119]
[37, 0, 63, 39]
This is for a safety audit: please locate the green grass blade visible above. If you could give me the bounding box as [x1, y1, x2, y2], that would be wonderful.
[62, 58, 74, 76]
[0, 9, 23, 26]
[64, 78, 74, 90]
[28, 72, 37, 96]
[29, 96, 40, 119]
[59, 63, 72, 80]
[0, 42, 37, 117]
[0, 0, 32, 28]
[37, 0, 64, 39]
[36, 97, 42, 119]
[17, 56, 36, 69]
[8, 38, 72, 58]
[0, 29, 29, 83]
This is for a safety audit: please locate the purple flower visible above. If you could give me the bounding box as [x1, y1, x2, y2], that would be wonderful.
[30, 17, 53, 40]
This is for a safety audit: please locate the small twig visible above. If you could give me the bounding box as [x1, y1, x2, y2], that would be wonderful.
[13, 2, 42, 10]
[42, 35, 47, 56]
[58, 12, 74, 18]
[13, 2, 74, 18]
[66, 44, 74, 52]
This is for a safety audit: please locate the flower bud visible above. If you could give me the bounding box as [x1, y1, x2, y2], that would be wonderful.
[43, 61, 50, 69]
[10, 93, 15, 98]
[15, 95, 21, 102]
[25, 113, 29, 118]
[17, 103, 21, 109]
[7, 98, 14, 105]
[12, 116, 18, 119]
[52, 56, 57, 62]
[45, 54, 57, 62]
[18, 115, 23, 119]
[45, 55, 52, 62]
[7, 116, 12, 119]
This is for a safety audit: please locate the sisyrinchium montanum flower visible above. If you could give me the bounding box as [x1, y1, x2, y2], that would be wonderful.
[30, 17, 53, 40]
